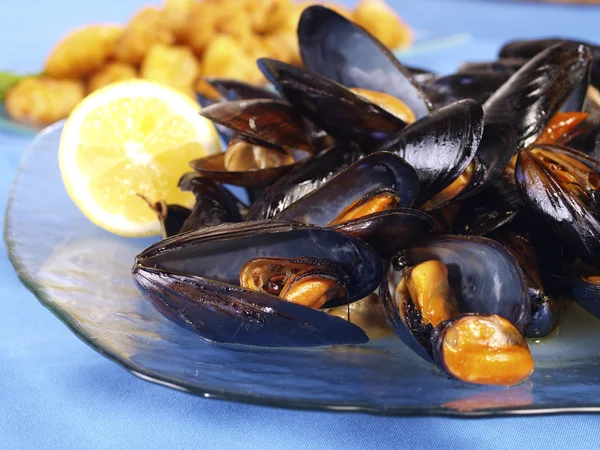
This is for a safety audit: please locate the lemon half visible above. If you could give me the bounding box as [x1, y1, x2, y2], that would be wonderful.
[59, 79, 220, 237]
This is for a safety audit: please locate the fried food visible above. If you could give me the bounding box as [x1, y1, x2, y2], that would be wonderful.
[87, 62, 138, 93]
[44, 25, 122, 78]
[113, 7, 175, 65]
[162, 0, 197, 42]
[352, 0, 413, 50]
[141, 44, 199, 98]
[5, 77, 84, 127]
[201, 35, 261, 83]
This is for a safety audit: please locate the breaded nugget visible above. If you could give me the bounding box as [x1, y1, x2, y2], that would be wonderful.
[112, 7, 174, 65]
[5, 77, 85, 127]
[44, 25, 122, 78]
[87, 62, 137, 93]
[162, 0, 197, 42]
[141, 44, 199, 97]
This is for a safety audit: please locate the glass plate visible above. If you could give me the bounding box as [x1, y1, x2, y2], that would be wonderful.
[6, 122, 600, 417]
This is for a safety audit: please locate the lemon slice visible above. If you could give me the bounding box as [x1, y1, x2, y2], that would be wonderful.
[59, 79, 221, 237]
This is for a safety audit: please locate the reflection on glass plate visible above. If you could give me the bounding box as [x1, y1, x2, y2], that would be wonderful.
[7, 121, 600, 416]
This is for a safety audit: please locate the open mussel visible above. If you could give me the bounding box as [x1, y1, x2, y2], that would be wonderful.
[247, 143, 364, 220]
[515, 144, 600, 267]
[133, 221, 384, 346]
[380, 235, 532, 385]
[297, 5, 432, 120]
[274, 151, 431, 257]
[484, 42, 592, 150]
[258, 58, 412, 145]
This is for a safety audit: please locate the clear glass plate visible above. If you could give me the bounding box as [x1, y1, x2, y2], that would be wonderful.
[6, 122, 600, 417]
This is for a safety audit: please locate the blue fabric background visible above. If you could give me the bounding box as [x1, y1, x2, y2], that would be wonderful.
[2, 0, 600, 448]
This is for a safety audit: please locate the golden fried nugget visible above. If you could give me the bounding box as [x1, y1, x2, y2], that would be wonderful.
[112, 7, 174, 65]
[162, 0, 196, 42]
[87, 62, 137, 93]
[5, 77, 84, 127]
[201, 35, 262, 83]
[186, 4, 253, 57]
[265, 0, 304, 34]
[352, 0, 413, 50]
[261, 33, 301, 65]
[44, 25, 122, 79]
[141, 44, 199, 96]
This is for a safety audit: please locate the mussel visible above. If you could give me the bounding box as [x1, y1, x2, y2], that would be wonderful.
[379, 235, 532, 385]
[133, 221, 383, 346]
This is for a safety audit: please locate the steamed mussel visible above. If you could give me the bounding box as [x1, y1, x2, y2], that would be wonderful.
[131, 4, 600, 387]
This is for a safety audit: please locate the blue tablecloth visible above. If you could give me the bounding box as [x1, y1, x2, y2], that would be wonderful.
[2, 0, 600, 448]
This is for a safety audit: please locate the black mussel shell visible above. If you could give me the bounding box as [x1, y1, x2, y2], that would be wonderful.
[176, 173, 242, 233]
[206, 78, 280, 101]
[499, 38, 600, 62]
[331, 208, 433, 258]
[375, 99, 484, 207]
[458, 58, 527, 75]
[401, 235, 530, 333]
[451, 177, 522, 236]
[515, 147, 600, 266]
[423, 72, 511, 108]
[297, 5, 432, 119]
[133, 266, 368, 347]
[456, 122, 518, 201]
[155, 204, 192, 238]
[491, 229, 562, 338]
[258, 58, 407, 144]
[135, 220, 382, 308]
[199, 99, 313, 152]
[484, 42, 593, 150]
[247, 143, 364, 220]
[275, 151, 419, 224]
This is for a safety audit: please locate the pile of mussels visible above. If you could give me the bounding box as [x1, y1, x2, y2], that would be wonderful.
[132, 5, 600, 386]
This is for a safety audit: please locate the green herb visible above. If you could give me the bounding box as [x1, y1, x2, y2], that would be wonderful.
[0, 72, 35, 102]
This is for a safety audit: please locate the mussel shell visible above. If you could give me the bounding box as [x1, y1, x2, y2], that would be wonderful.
[331, 208, 434, 258]
[457, 58, 527, 75]
[206, 78, 280, 101]
[451, 177, 522, 236]
[379, 266, 434, 363]
[499, 38, 600, 62]
[274, 151, 419, 226]
[133, 265, 368, 347]
[246, 143, 364, 220]
[135, 220, 383, 308]
[423, 72, 511, 108]
[297, 5, 432, 119]
[199, 99, 313, 152]
[526, 290, 562, 338]
[375, 99, 484, 206]
[515, 148, 600, 266]
[561, 112, 600, 160]
[178, 173, 242, 231]
[158, 204, 192, 238]
[258, 58, 407, 143]
[456, 122, 518, 201]
[401, 235, 530, 334]
[484, 42, 593, 150]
